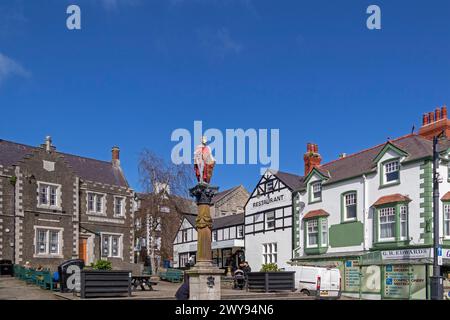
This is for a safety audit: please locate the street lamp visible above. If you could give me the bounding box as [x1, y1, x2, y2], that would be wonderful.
[431, 130, 445, 300]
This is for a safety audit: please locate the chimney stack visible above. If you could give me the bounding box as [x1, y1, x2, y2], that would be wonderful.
[419, 105, 450, 140]
[304, 143, 322, 176]
[112, 146, 120, 166]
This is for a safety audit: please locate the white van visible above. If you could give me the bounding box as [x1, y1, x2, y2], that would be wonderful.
[285, 266, 341, 299]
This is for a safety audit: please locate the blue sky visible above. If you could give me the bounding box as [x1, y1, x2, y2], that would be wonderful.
[1, 0, 450, 193]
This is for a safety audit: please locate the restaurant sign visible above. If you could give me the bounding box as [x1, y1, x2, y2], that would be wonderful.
[381, 248, 432, 261]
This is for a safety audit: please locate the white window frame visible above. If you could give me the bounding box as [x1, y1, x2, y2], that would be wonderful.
[321, 219, 328, 246]
[344, 192, 357, 221]
[311, 181, 322, 202]
[384, 160, 400, 185]
[306, 220, 319, 248]
[400, 206, 408, 240]
[212, 230, 217, 242]
[181, 229, 188, 243]
[266, 211, 275, 230]
[101, 233, 123, 259]
[113, 196, 125, 217]
[379, 207, 396, 242]
[37, 182, 61, 210]
[237, 225, 244, 238]
[444, 204, 450, 239]
[33, 226, 63, 258]
[262, 243, 277, 264]
[87, 192, 106, 215]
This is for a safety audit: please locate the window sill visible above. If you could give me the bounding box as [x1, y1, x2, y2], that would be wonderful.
[308, 199, 322, 205]
[87, 212, 107, 216]
[37, 205, 62, 211]
[372, 240, 410, 249]
[113, 215, 125, 219]
[304, 246, 328, 255]
[379, 181, 401, 189]
[340, 219, 358, 224]
[33, 254, 64, 259]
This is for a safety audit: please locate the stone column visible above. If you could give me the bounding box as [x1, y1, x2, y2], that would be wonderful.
[186, 183, 223, 300]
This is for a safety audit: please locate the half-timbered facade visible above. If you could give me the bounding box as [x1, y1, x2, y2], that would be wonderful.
[172, 214, 245, 269]
[244, 170, 303, 270]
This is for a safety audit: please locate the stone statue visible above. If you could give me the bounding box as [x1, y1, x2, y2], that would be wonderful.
[194, 136, 215, 184]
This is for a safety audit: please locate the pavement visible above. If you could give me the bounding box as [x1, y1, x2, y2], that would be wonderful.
[1, 276, 352, 300]
[0, 276, 58, 300]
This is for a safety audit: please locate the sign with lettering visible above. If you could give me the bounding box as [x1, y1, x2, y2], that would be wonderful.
[381, 248, 432, 260]
[252, 194, 285, 208]
[344, 260, 360, 293]
[384, 264, 426, 299]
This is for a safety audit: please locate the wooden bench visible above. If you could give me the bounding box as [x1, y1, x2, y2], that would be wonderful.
[159, 268, 184, 283]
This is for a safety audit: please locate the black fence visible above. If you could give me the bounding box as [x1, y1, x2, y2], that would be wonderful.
[247, 271, 296, 292]
[80, 270, 132, 298]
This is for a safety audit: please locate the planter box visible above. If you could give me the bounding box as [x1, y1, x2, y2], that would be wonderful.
[80, 270, 132, 299]
[247, 272, 296, 293]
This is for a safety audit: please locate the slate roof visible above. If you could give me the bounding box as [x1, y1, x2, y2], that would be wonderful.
[0, 139, 129, 188]
[272, 170, 305, 190]
[183, 213, 244, 230]
[212, 185, 245, 204]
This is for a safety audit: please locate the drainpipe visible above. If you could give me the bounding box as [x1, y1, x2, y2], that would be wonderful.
[10, 175, 17, 265]
[362, 174, 369, 251]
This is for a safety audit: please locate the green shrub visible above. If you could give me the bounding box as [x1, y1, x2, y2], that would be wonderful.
[91, 260, 112, 270]
[260, 263, 279, 272]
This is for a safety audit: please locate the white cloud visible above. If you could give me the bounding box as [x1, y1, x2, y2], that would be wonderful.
[198, 27, 243, 60]
[0, 53, 30, 85]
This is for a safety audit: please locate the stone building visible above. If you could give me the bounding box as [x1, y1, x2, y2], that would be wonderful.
[0, 136, 135, 271]
[210, 185, 249, 218]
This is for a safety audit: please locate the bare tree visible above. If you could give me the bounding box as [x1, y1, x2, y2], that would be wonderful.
[137, 150, 195, 274]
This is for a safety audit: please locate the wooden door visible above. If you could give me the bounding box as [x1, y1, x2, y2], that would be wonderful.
[79, 238, 88, 262]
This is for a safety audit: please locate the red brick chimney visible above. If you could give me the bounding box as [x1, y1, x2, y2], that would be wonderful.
[304, 143, 322, 176]
[112, 146, 120, 166]
[419, 106, 450, 140]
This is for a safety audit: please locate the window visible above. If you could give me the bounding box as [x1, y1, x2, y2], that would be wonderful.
[321, 219, 328, 246]
[311, 182, 322, 202]
[101, 234, 122, 258]
[223, 228, 230, 240]
[385, 160, 400, 183]
[182, 230, 188, 242]
[344, 192, 357, 220]
[262, 243, 277, 264]
[38, 183, 60, 208]
[87, 193, 105, 214]
[237, 225, 244, 238]
[35, 228, 61, 256]
[400, 206, 408, 240]
[266, 180, 274, 192]
[266, 211, 275, 229]
[179, 253, 190, 267]
[114, 197, 124, 216]
[212, 230, 217, 242]
[379, 207, 396, 241]
[444, 204, 450, 238]
[307, 220, 319, 247]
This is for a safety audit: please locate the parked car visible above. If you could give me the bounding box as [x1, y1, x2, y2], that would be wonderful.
[285, 265, 341, 299]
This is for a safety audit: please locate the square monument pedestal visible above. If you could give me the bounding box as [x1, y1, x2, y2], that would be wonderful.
[186, 262, 223, 300]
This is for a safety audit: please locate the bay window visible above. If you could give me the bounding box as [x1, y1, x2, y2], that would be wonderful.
[307, 220, 318, 247]
[304, 215, 329, 254]
[379, 207, 396, 241]
[444, 204, 450, 238]
[374, 200, 410, 246]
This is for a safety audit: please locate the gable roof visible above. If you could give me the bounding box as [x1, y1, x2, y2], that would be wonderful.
[0, 139, 129, 188]
[296, 134, 434, 189]
[272, 170, 305, 190]
[212, 185, 245, 204]
[182, 213, 244, 230]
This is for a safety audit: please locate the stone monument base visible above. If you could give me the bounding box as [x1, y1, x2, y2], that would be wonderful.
[186, 262, 223, 300]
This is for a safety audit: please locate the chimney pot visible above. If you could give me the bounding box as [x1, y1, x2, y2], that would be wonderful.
[304, 142, 322, 176]
[442, 106, 448, 119]
[436, 108, 441, 121]
[429, 112, 435, 123]
[45, 136, 52, 152]
[423, 114, 429, 126]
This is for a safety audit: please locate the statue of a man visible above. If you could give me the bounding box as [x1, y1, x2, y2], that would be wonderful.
[194, 136, 215, 184]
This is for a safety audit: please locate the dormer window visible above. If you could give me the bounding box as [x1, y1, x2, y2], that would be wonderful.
[310, 182, 322, 203]
[384, 160, 400, 184]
